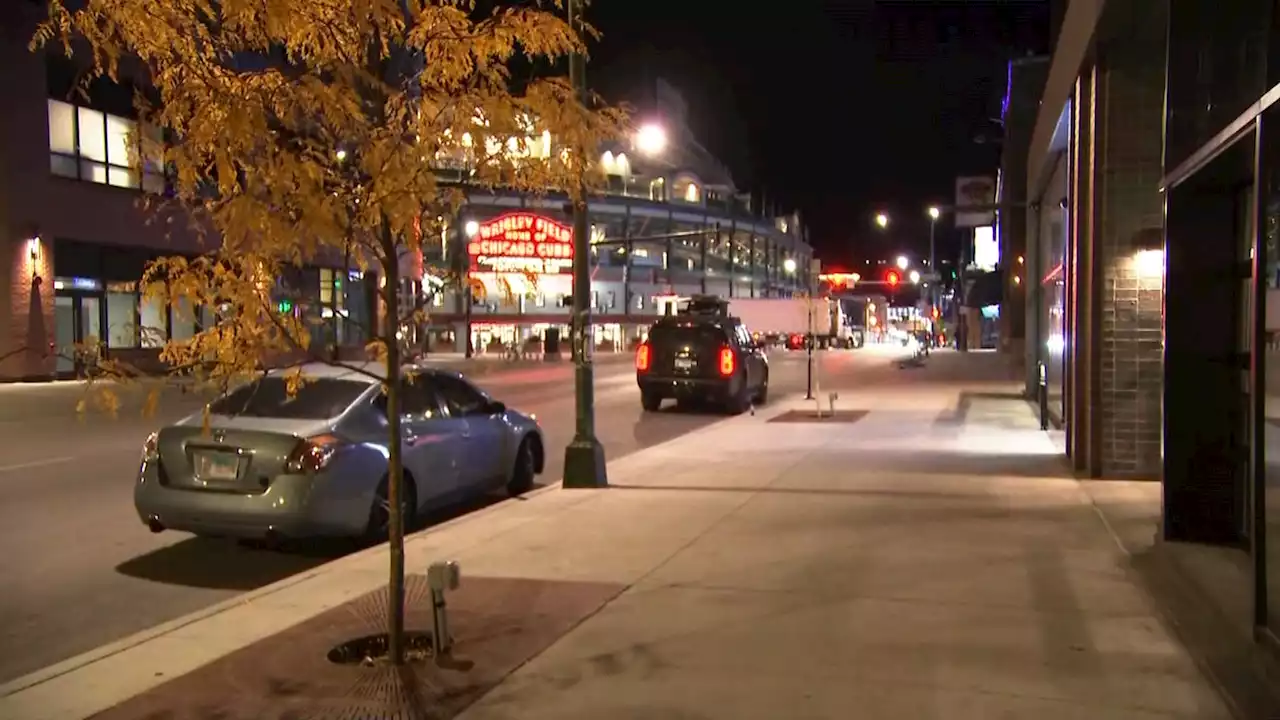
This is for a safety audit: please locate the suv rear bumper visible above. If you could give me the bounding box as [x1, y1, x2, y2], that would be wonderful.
[638, 374, 740, 401]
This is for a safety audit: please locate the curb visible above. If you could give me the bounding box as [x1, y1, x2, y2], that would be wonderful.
[0, 479, 566, 701]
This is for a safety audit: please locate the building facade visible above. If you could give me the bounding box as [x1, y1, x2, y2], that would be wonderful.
[0, 4, 812, 380]
[1022, 0, 1280, 689]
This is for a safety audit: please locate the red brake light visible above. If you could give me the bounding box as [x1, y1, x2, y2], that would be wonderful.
[718, 346, 735, 376]
[636, 343, 652, 372]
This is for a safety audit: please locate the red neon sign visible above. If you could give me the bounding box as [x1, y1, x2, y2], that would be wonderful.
[468, 212, 573, 274]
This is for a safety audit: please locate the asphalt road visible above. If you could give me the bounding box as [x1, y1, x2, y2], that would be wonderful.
[0, 347, 901, 683]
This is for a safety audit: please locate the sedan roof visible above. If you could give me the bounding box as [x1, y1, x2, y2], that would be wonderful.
[265, 362, 462, 384]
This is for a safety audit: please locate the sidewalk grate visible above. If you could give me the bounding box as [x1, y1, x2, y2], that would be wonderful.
[768, 409, 869, 424]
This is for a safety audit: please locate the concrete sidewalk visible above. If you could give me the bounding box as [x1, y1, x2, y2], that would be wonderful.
[0, 356, 1233, 719]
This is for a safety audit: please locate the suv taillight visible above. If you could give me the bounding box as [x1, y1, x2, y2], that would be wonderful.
[636, 342, 652, 372]
[718, 346, 735, 376]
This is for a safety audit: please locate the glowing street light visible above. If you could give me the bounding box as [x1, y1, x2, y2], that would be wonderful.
[783, 257, 798, 274]
[909, 270, 921, 284]
[874, 213, 889, 229]
[896, 255, 909, 270]
[928, 206, 941, 220]
[464, 220, 479, 238]
[635, 123, 668, 156]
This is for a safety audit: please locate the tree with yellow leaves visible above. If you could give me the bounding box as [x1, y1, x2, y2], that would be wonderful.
[33, 0, 625, 665]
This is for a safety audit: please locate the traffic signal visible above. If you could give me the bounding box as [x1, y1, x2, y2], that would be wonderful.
[885, 270, 900, 287]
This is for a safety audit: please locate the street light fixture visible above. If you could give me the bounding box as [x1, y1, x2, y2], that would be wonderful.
[635, 123, 668, 156]
[909, 270, 921, 285]
[875, 213, 889, 229]
[783, 257, 797, 274]
[895, 255, 909, 270]
[464, 220, 479, 238]
[928, 206, 941, 220]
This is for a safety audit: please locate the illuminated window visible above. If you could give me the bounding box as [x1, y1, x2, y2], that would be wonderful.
[649, 178, 665, 201]
[683, 183, 700, 203]
[48, 99, 165, 193]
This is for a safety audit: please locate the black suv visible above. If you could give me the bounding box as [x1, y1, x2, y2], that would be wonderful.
[635, 296, 769, 413]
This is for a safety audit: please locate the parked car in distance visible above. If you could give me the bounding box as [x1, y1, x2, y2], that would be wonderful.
[135, 362, 544, 544]
[635, 296, 769, 414]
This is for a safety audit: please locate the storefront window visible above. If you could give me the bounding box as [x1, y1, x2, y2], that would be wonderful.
[171, 297, 196, 341]
[1044, 216, 1066, 420]
[139, 294, 167, 348]
[105, 284, 137, 348]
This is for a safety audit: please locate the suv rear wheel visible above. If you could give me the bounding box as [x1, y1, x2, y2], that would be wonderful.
[641, 391, 662, 411]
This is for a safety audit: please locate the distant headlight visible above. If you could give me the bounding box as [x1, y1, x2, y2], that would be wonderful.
[142, 431, 159, 463]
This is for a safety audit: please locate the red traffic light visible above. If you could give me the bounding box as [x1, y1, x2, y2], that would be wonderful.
[885, 270, 900, 287]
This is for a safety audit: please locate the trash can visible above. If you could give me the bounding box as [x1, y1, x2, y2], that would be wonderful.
[543, 328, 561, 361]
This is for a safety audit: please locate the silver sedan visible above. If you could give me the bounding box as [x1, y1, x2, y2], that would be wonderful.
[134, 362, 545, 542]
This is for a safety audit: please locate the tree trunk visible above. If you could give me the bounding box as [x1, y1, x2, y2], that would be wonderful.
[381, 220, 407, 665]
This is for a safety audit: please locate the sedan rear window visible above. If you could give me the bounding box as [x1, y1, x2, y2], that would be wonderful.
[649, 324, 728, 347]
[209, 377, 371, 419]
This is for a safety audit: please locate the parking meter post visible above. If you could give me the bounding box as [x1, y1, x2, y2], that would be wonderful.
[426, 561, 461, 658]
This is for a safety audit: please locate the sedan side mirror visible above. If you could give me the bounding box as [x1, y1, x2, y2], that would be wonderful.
[486, 400, 506, 415]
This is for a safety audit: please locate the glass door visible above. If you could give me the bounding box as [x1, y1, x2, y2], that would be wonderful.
[1240, 184, 1256, 543]
[54, 297, 75, 376]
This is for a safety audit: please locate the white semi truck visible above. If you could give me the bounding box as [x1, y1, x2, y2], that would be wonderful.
[695, 296, 860, 349]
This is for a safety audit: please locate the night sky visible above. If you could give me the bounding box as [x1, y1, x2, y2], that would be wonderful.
[587, 0, 1054, 272]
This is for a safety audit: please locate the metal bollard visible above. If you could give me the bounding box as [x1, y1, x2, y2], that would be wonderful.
[1038, 362, 1049, 431]
[426, 561, 462, 658]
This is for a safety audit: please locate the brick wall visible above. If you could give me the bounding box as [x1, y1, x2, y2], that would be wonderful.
[1091, 0, 1167, 478]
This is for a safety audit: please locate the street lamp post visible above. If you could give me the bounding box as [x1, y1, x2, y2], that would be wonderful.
[562, 0, 607, 488]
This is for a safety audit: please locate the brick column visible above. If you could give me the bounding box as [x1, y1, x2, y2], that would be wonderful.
[0, 15, 57, 381]
[1085, 0, 1168, 478]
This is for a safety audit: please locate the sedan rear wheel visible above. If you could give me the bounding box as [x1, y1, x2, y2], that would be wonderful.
[507, 437, 537, 496]
[365, 471, 418, 543]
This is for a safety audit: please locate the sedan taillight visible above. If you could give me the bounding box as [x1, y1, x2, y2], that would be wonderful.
[142, 431, 159, 462]
[286, 433, 343, 473]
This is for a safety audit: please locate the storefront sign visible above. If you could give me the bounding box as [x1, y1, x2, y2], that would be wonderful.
[468, 212, 573, 274]
[955, 176, 996, 228]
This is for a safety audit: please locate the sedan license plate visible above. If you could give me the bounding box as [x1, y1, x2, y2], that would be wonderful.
[674, 357, 694, 371]
[197, 452, 239, 481]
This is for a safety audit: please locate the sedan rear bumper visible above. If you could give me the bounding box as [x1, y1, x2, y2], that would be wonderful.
[134, 460, 369, 539]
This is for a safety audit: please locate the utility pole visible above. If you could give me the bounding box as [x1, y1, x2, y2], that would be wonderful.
[562, 0, 607, 488]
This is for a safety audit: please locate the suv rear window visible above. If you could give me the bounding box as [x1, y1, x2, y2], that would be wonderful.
[209, 377, 371, 419]
[649, 323, 729, 347]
